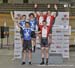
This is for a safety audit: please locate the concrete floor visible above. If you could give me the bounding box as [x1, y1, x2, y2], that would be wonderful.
[0, 49, 75, 68]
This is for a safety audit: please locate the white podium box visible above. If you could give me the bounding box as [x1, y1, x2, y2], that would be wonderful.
[50, 25, 70, 58]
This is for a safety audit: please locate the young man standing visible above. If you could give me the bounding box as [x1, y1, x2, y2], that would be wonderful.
[38, 20, 50, 65]
[10, 11, 26, 46]
[46, 4, 58, 47]
[18, 15, 26, 39]
[22, 22, 32, 65]
[29, 13, 37, 52]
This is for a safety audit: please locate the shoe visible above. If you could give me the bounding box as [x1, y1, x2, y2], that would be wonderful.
[46, 62, 48, 65]
[40, 62, 44, 65]
[21, 62, 26, 65]
[29, 62, 32, 65]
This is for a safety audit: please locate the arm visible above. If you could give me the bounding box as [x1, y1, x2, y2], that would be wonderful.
[51, 4, 58, 27]
[35, 26, 41, 34]
[10, 11, 19, 22]
[17, 22, 22, 28]
[10, 11, 15, 21]
[35, 31, 41, 34]
[54, 4, 58, 17]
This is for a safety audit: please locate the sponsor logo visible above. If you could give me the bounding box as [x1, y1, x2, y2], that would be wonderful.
[16, 31, 20, 33]
[15, 38, 20, 40]
[56, 45, 61, 48]
[51, 50, 56, 52]
[64, 50, 69, 52]
[61, 14, 69, 21]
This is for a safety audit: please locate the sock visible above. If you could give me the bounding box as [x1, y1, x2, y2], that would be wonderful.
[34, 46, 35, 51]
[46, 58, 48, 63]
[42, 58, 44, 62]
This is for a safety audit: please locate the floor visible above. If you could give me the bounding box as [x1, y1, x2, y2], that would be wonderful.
[0, 48, 75, 68]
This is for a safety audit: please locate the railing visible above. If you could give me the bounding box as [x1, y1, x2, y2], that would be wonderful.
[0, 4, 66, 12]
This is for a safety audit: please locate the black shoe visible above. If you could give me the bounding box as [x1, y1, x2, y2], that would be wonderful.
[46, 62, 48, 65]
[21, 62, 26, 65]
[40, 62, 44, 65]
[29, 62, 32, 65]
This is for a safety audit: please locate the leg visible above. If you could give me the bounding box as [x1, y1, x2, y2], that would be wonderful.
[32, 38, 36, 52]
[28, 50, 32, 64]
[21, 38, 23, 46]
[32, 38, 34, 51]
[40, 47, 45, 65]
[28, 40, 32, 64]
[48, 34, 52, 46]
[22, 50, 26, 62]
[22, 50, 26, 65]
[39, 34, 41, 44]
[22, 40, 26, 65]
[45, 47, 49, 65]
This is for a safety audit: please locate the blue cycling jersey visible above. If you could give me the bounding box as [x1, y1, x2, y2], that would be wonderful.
[23, 28, 32, 40]
[19, 20, 26, 30]
[29, 18, 37, 31]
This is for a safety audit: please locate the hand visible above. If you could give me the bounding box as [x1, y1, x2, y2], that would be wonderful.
[47, 4, 51, 8]
[54, 4, 57, 10]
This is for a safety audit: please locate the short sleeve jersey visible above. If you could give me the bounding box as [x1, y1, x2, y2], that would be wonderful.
[23, 28, 32, 40]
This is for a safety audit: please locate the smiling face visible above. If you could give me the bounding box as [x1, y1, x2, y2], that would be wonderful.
[25, 22, 30, 28]
[43, 21, 46, 26]
[29, 13, 35, 20]
[22, 15, 26, 20]
[30, 15, 34, 19]
[40, 12, 43, 16]
[47, 11, 51, 16]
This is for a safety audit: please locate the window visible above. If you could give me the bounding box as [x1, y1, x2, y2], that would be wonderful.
[3, 0, 8, 3]
[23, 0, 28, 3]
[0, 0, 2, 3]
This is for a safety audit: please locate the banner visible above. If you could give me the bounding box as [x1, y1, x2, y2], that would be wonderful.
[14, 11, 34, 59]
[49, 12, 71, 58]
[13, 11, 70, 59]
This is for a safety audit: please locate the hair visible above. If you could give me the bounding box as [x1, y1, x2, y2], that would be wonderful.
[29, 13, 35, 17]
[43, 20, 46, 22]
[25, 22, 30, 25]
[22, 15, 26, 17]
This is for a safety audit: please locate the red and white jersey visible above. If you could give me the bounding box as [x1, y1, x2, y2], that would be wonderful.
[40, 25, 50, 38]
[46, 15, 51, 26]
[39, 16, 44, 25]
[46, 15, 55, 29]
[36, 14, 47, 30]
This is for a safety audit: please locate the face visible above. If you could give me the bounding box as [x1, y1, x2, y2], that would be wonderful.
[40, 12, 43, 16]
[25, 23, 30, 28]
[47, 11, 51, 16]
[29, 15, 34, 20]
[22, 15, 26, 20]
[16, 14, 21, 20]
[43, 21, 46, 25]
[18, 16, 21, 20]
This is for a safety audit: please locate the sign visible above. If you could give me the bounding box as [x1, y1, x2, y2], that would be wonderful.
[49, 12, 71, 58]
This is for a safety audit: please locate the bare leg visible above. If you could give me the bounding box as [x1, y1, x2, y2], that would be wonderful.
[45, 47, 49, 65]
[40, 47, 45, 64]
[22, 50, 26, 65]
[28, 50, 32, 64]
[32, 38, 36, 52]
